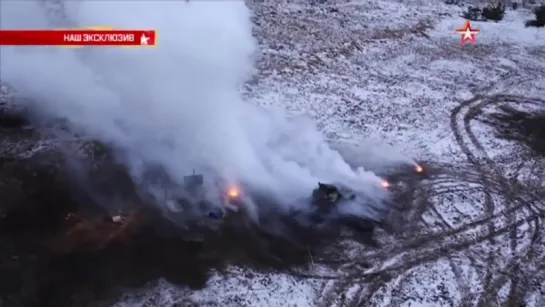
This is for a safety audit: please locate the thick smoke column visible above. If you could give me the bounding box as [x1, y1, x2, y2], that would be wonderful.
[0, 0, 389, 221]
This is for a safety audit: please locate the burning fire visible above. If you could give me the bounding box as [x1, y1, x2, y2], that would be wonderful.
[381, 180, 390, 189]
[415, 164, 424, 173]
[227, 186, 241, 199]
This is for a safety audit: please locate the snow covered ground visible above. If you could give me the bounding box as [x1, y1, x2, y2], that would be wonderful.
[108, 1, 545, 306]
[4, 0, 537, 306]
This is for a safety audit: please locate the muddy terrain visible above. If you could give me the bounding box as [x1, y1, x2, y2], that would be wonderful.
[2, 90, 544, 307]
[0, 106, 362, 306]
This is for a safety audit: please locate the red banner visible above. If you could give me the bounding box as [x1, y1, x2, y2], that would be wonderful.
[0, 30, 157, 47]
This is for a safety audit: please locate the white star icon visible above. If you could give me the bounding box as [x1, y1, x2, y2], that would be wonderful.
[462, 28, 478, 40]
[140, 33, 150, 45]
[455, 20, 480, 46]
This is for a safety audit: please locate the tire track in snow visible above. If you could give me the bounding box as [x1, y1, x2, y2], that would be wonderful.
[453, 93, 545, 304]
[450, 92, 545, 305]
[320, 75, 545, 306]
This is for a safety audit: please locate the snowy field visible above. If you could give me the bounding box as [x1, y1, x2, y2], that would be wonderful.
[1, 0, 543, 306]
[112, 1, 545, 306]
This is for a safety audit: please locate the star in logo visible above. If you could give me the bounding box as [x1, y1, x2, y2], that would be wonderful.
[140, 33, 150, 45]
[456, 20, 479, 46]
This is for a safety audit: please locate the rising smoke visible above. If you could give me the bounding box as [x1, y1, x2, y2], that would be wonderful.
[0, 0, 394, 223]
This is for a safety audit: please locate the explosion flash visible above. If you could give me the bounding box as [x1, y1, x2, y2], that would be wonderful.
[415, 164, 424, 173]
[381, 180, 390, 190]
[227, 186, 241, 199]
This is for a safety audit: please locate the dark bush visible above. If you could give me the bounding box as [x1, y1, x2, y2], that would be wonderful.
[462, 6, 483, 21]
[525, 5, 545, 28]
[525, 20, 544, 28]
[482, 1, 505, 22]
[535, 5, 545, 23]
[484, 105, 545, 156]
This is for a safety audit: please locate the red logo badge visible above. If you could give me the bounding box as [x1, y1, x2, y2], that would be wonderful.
[456, 20, 480, 46]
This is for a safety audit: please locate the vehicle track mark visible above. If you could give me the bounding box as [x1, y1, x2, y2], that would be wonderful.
[457, 94, 545, 304]
[319, 75, 544, 306]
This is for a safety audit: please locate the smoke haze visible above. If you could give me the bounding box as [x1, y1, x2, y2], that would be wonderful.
[0, 0, 395, 223]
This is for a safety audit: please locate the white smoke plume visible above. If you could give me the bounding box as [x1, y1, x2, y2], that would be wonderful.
[0, 0, 393, 224]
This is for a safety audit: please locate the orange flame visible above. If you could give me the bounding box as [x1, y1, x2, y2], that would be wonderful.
[227, 186, 241, 199]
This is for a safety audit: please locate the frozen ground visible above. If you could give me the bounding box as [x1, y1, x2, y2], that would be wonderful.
[2, 0, 542, 306]
[111, 1, 545, 306]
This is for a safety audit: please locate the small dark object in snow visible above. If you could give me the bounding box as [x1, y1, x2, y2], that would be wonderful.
[462, 7, 483, 21]
[482, 1, 505, 22]
[307, 182, 383, 240]
[0, 113, 29, 129]
[310, 182, 351, 216]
